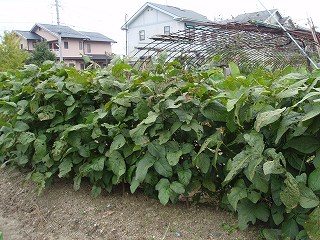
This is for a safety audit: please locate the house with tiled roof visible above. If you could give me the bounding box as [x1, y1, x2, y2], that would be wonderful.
[121, 2, 212, 57]
[222, 9, 296, 29]
[14, 23, 116, 69]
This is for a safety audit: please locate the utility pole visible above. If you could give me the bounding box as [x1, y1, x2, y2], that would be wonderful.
[125, 13, 128, 56]
[55, 0, 63, 62]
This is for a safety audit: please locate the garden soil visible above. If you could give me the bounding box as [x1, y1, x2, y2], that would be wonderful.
[0, 168, 260, 240]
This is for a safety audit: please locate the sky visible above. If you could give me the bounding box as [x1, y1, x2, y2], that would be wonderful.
[0, 0, 319, 55]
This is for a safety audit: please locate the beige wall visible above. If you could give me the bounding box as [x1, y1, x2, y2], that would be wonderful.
[83, 41, 112, 55]
[34, 27, 57, 41]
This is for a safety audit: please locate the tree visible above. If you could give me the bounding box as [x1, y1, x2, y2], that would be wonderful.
[29, 41, 56, 66]
[0, 31, 29, 71]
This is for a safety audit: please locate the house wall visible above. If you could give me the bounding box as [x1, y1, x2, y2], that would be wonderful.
[34, 27, 57, 42]
[127, 6, 185, 57]
[83, 41, 112, 55]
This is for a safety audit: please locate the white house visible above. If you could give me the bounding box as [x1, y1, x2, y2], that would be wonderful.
[121, 2, 211, 58]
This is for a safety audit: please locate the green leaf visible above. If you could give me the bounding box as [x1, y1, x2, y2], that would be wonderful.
[37, 105, 56, 121]
[107, 151, 125, 181]
[65, 81, 84, 94]
[143, 111, 159, 124]
[52, 140, 67, 161]
[189, 119, 203, 140]
[301, 104, 320, 121]
[304, 206, 320, 239]
[58, 158, 73, 177]
[110, 134, 126, 152]
[254, 108, 286, 132]
[64, 95, 75, 106]
[158, 130, 171, 144]
[91, 156, 105, 172]
[263, 159, 285, 175]
[148, 140, 166, 159]
[262, 229, 282, 240]
[299, 184, 319, 208]
[308, 168, 320, 191]
[228, 186, 247, 210]
[111, 105, 127, 122]
[155, 178, 171, 205]
[194, 153, 210, 174]
[177, 168, 192, 186]
[228, 62, 240, 76]
[33, 134, 47, 162]
[154, 157, 173, 178]
[285, 136, 320, 154]
[18, 132, 35, 145]
[275, 112, 302, 144]
[282, 218, 299, 239]
[280, 172, 300, 213]
[134, 153, 156, 182]
[91, 185, 102, 198]
[271, 204, 285, 225]
[247, 190, 261, 204]
[13, 121, 29, 132]
[254, 203, 270, 222]
[73, 175, 82, 191]
[237, 200, 256, 230]
[170, 181, 185, 194]
[166, 149, 182, 166]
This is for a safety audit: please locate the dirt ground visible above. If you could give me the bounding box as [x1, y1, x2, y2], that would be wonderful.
[0, 168, 261, 240]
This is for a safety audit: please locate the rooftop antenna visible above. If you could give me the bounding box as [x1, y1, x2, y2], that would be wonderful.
[257, 0, 318, 69]
[55, 0, 63, 62]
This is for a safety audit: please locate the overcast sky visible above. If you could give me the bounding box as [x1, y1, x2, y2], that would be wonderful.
[0, 0, 319, 55]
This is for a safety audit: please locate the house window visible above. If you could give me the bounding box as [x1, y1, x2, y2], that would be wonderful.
[87, 43, 91, 53]
[164, 26, 170, 35]
[64, 41, 69, 49]
[20, 44, 23, 49]
[139, 30, 145, 41]
[79, 41, 83, 50]
[48, 43, 53, 49]
[80, 63, 85, 70]
[69, 63, 75, 67]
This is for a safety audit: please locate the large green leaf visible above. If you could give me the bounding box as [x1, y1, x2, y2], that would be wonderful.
[155, 178, 171, 205]
[107, 150, 125, 181]
[299, 184, 319, 208]
[148, 140, 166, 159]
[91, 156, 105, 172]
[170, 181, 185, 194]
[13, 121, 29, 132]
[110, 134, 126, 152]
[177, 168, 192, 186]
[58, 158, 73, 177]
[134, 152, 156, 182]
[37, 105, 56, 121]
[237, 200, 257, 230]
[194, 153, 210, 174]
[280, 172, 300, 213]
[308, 168, 320, 191]
[154, 157, 172, 177]
[254, 108, 286, 132]
[304, 207, 320, 239]
[228, 185, 247, 210]
[285, 136, 320, 154]
[281, 218, 299, 239]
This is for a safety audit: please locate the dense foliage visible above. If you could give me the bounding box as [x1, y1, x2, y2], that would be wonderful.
[0, 31, 29, 71]
[1, 58, 320, 239]
[28, 41, 56, 66]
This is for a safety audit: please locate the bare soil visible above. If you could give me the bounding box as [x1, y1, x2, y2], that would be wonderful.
[0, 168, 261, 240]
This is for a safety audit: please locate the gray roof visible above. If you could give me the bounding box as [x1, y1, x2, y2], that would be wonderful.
[149, 2, 209, 22]
[30, 23, 115, 42]
[227, 9, 278, 24]
[32, 23, 86, 39]
[14, 30, 41, 40]
[79, 31, 116, 43]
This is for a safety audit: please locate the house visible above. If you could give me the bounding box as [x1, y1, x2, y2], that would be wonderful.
[221, 9, 296, 29]
[14, 23, 116, 69]
[121, 2, 212, 57]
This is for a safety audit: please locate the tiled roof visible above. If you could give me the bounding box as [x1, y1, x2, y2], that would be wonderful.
[224, 9, 278, 24]
[148, 2, 210, 22]
[79, 31, 116, 43]
[14, 30, 41, 40]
